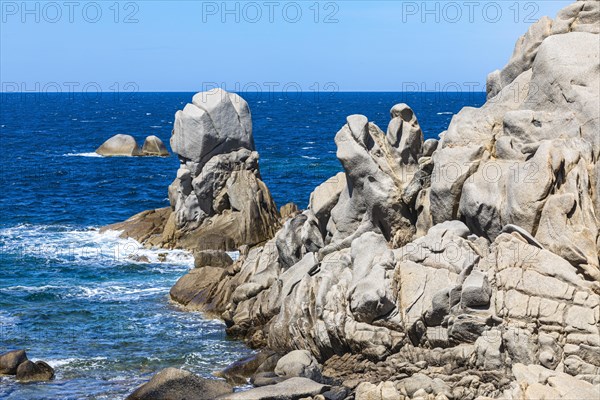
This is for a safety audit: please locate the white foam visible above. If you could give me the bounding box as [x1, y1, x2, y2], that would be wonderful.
[44, 356, 108, 369]
[63, 152, 103, 158]
[437, 112, 453, 115]
[302, 156, 319, 160]
[0, 224, 194, 268]
[68, 285, 168, 301]
[0, 311, 19, 326]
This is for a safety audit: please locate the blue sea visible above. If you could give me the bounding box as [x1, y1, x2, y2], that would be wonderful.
[0, 92, 485, 399]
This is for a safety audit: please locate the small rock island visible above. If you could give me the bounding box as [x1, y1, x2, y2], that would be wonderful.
[96, 134, 170, 157]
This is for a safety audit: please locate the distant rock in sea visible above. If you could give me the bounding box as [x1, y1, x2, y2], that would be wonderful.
[95, 134, 170, 157]
[141, 135, 170, 156]
[96, 134, 143, 157]
[116, 1, 600, 399]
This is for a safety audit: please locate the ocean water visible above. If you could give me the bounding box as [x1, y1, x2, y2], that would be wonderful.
[0, 92, 485, 399]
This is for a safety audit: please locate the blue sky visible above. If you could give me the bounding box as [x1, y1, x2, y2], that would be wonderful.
[1, 1, 571, 92]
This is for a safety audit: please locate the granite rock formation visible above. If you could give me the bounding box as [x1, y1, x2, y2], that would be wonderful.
[165, 1, 600, 399]
[102, 88, 280, 251]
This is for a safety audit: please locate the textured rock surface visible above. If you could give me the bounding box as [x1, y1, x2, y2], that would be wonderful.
[126, 368, 232, 400]
[0, 350, 28, 375]
[164, 2, 600, 399]
[142, 135, 170, 156]
[215, 377, 329, 400]
[15, 360, 55, 383]
[274, 350, 322, 382]
[96, 134, 142, 156]
[102, 89, 280, 251]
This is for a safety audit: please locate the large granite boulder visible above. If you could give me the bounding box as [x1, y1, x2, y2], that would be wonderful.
[126, 368, 232, 400]
[102, 89, 280, 251]
[96, 134, 142, 156]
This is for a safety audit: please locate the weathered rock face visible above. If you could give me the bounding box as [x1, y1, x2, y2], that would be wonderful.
[169, 2, 600, 398]
[436, 0, 600, 282]
[102, 89, 280, 251]
[96, 134, 143, 156]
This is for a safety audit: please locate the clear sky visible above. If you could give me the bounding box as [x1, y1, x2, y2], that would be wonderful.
[1, 0, 571, 92]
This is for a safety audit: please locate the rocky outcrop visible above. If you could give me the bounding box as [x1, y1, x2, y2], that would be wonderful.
[165, 2, 600, 399]
[96, 134, 143, 156]
[102, 89, 280, 251]
[126, 368, 233, 400]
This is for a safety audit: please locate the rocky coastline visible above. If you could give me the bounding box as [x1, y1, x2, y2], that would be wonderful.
[102, 2, 599, 399]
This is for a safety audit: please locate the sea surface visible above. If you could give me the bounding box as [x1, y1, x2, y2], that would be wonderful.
[0, 92, 485, 399]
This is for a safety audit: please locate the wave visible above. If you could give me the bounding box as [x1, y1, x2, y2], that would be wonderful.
[437, 112, 454, 115]
[44, 356, 108, 370]
[0, 284, 167, 301]
[0, 224, 194, 268]
[301, 155, 319, 160]
[63, 152, 103, 158]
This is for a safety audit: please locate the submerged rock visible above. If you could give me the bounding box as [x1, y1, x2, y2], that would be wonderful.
[95, 134, 142, 156]
[126, 368, 232, 400]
